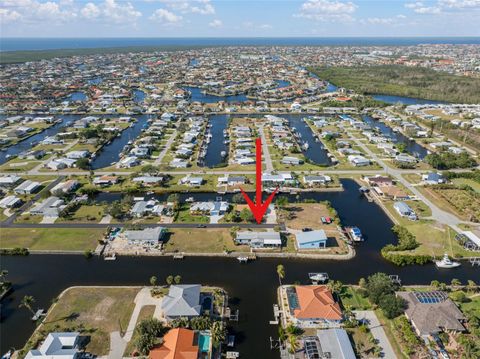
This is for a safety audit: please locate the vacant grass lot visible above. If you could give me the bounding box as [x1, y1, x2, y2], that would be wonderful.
[58, 204, 107, 223]
[165, 228, 249, 253]
[0, 228, 104, 251]
[23, 287, 139, 356]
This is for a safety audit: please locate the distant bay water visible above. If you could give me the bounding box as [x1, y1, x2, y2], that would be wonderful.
[1, 37, 480, 52]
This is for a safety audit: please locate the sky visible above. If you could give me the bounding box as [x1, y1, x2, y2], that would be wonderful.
[0, 0, 479, 37]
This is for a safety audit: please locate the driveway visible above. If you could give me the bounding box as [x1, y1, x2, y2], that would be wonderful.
[354, 310, 397, 359]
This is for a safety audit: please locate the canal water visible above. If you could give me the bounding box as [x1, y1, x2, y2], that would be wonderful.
[361, 115, 429, 158]
[90, 115, 151, 169]
[184, 86, 249, 103]
[64, 91, 87, 102]
[0, 115, 76, 165]
[203, 114, 229, 168]
[3, 179, 478, 357]
[133, 89, 146, 103]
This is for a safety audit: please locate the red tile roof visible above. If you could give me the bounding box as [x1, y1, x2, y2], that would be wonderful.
[293, 285, 343, 320]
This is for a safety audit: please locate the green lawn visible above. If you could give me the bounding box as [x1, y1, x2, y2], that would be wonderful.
[20, 287, 139, 356]
[165, 228, 249, 253]
[58, 204, 106, 223]
[175, 206, 209, 223]
[452, 178, 480, 193]
[339, 286, 371, 310]
[0, 228, 105, 251]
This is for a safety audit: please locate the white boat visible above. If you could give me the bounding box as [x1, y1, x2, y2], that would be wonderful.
[185, 197, 194, 203]
[348, 227, 363, 242]
[237, 256, 249, 263]
[303, 141, 309, 150]
[308, 272, 329, 283]
[435, 253, 461, 269]
[221, 151, 227, 157]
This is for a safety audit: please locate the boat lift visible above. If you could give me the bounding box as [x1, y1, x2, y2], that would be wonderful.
[469, 257, 480, 266]
[389, 275, 401, 285]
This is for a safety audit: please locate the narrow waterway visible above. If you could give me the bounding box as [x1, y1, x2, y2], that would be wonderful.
[361, 115, 429, 158]
[90, 115, 150, 169]
[133, 89, 146, 103]
[0, 115, 75, 165]
[2, 180, 478, 357]
[372, 94, 446, 105]
[64, 91, 87, 102]
[202, 114, 229, 168]
[184, 86, 249, 103]
[287, 115, 331, 165]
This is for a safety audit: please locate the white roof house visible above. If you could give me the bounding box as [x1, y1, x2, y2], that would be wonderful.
[235, 231, 282, 248]
[0, 195, 22, 209]
[25, 332, 80, 359]
[30, 197, 65, 217]
[14, 180, 41, 195]
[0, 175, 22, 187]
[161, 284, 202, 320]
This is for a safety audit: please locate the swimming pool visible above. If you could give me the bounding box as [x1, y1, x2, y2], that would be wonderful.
[198, 332, 211, 353]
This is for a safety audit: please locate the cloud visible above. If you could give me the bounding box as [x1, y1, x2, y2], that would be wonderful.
[101, 0, 141, 24]
[150, 8, 183, 24]
[0, 0, 77, 24]
[0, 8, 21, 23]
[405, 0, 480, 14]
[208, 19, 222, 28]
[295, 0, 357, 22]
[80, 3, 100, 20]
[159, 0, 215, 15]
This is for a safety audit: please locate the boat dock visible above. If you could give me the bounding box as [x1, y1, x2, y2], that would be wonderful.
[31, 309, 46, 321]
[308, 272, 329, 284]
[173, 253, 185, 260]
[468, 257, 480, 266]
[269, 304, 281, 325]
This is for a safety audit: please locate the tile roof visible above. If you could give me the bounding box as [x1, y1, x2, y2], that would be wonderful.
[149, 328, 198, 359]
[293, 285, 342, 320]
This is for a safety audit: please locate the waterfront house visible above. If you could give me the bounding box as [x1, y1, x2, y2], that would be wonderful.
[25, 332, 80, 359]
[132, 176, 164, 186]
[190, 201, 229, 216]
[393, 202, 417, 220]
[117, 156, 140, 168]
[161, 284, 202, 321]
[262, 173, 295, 187]
[395, 154, 417, 165]
[50, 180, 79, 195]
[30, 196, 65, 217]
[93, 175, 119, 187]
[422, 172, 446, 185]
[295, 230, 328, 249]
[301, 329, 356, 359]
[396, 291, 466, 337]
[235, 231, 282, 248]
[66, 150, 90, 160]
[149, 328, 211, 359]
[179, 175, 204, 187]
[373, 185, 409, 201]
[0, 195, 22, 209]
[170, 158, 189, 168]
[365, 175, 393, 187]
[288, 285, 343, 328]
[14, 180, 41, 195]
[130, 200, 165, 218]
[46, 158, 76, 170]
[303, 175, 332, 187]
[124, 227, 166, 246]
[217, 175, 246, 186]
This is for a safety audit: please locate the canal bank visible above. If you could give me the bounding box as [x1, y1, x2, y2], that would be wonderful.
[2, 179, 479, 357]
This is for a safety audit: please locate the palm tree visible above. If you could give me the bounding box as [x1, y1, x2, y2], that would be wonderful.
[430, 280, 440, 288]
[19, 295, 35, 315]
[451, 278, 462, 289]
[276, 264, 285, 286]
[166, 275, 174, 285]
[288, 335, 299, 354]
[174, 275, 182, 284]
[211, 321, 227, 348]
[466, 280, 477, 294]
[0, 269, 8, 281]
[149, 276, 157, 287]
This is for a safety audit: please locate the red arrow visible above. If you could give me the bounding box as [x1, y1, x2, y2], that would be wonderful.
[240, 138, 278, 224]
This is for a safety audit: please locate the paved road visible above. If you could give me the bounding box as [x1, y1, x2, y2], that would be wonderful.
[153, 129, 177, 165]
[3, 175, 65, 225]
[348, 132, 466, 230]
[2, 222, 280, 229]
[258, 124, 274, 172]
[354, 310, 397, 359]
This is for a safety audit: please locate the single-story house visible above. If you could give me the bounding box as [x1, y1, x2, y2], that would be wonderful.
[282, 156, 304, 165]
[365, 175, 393, 187]
[117, 156, 140, 168]
[300, 329, 356, 359]
[170, 158, 189, 168]
[161, 284, 202, 321]
[179, 176, 204, 187]
[148, 328, 206, 359]
[132, 176, 164, 186]
[66, 150, 90, 160]
[130, 200, 165, 217]
[25, 332, 80, 359]
[93, 175, 119, 186]
[289, 285, 343, 328]
[50, 180, 79, 195]
[235, 231, 282, 248]
[422, 172, 446, 185]
[262, 173, 295, 187]
[374, 185, 409, 201]
[393, 202, 417, 220]
[296, 230, 328, 249]
[30, 196, 65, 217]
[303, 175, 331, 187]
[0, 195, 22, 209]
[218, 175, 247, 186]
[14, 180, 41, 195]
[0, 175, 22, 188]
[397, 291, 466, 337]
[124, 227, 166, 246]
[348, 155, 370, 167]
[190, 201, 229, 216]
